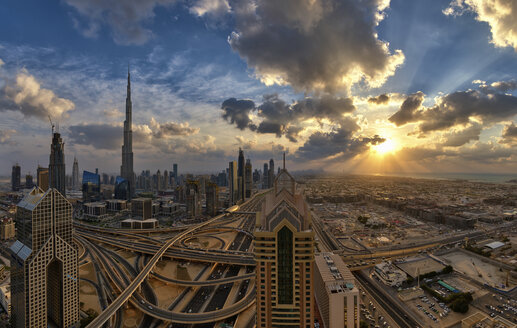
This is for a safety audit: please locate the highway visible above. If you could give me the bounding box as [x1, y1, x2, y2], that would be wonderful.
[354, 271, 420, 328]
[86, 192, 264, 328]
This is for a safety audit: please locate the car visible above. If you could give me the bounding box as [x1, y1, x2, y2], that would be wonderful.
[148, 305, 152, 310]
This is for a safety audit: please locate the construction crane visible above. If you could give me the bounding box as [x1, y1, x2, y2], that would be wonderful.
[48, 115, 55, 134]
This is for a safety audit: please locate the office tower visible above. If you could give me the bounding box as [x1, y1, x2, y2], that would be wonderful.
[156, 170, 162, 191]
[314, 252, 360, 328]
[114, 177, 129, 200]
[11, 187, 79, 328]
[173, 163, 178, 182]
[72, 157, 79, 190]
[237, 148, 245, 201]
[268, 158, 275, 188]
[37, 166, 49, 191]
[163, 170, 169, 190]
[49, 132, 66, 196]
[206, 182, 218, 216]
[82, 171, 101, 202]
[228, 161, 238, 205]
[186, 180, 201, 218]
[11, 164, 21, 191]
[245, 159, 252, 198]
[121, 67, 135, 200]
[132, 198, 152, 220]
[255, 159, 315, 327]
[263, 163, 268, 189]
[25, 174, 33, 189]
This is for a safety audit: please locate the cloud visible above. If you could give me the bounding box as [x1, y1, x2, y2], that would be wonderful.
[389, 82, 517, 133]
[69, 117, 198, 150]
[221, 94, 355, 141]
[441, 123, 482, 147]
[103, 108, 124, 118]
[189, 0, 230, 19]
[63, 0, 178, 45]
[295, 117, 385, 160]
[0, 129, 16, 145]
[221, 97, 255, 130]
[388, 91, 425, 126]
[500, 122, 517, 144]
[149, 117, 199, 137]
[1, 68, 75, 120]
[229, 0, 404, 93]
[444, 0, 517, 51]
[368, 93, 390, 105]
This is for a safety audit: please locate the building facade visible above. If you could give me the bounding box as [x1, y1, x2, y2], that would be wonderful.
[228, 161, 238, 205]
[314, 252, 360, 328]
[49, 132, 66, 196]
[11, 164, 21, 191]
[206, 182, 218, 216]
[268, 158, 275, 188]
[37, 166, 49, 191]
[255, 164, 315, 328]
[245, 159, 252, 198]
[72, 157, 79, 190]
[11, 187, 79, 328]
[121, 68, 135, 200]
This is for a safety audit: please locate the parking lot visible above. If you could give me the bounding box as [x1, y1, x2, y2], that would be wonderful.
[472, 293, 517, 325]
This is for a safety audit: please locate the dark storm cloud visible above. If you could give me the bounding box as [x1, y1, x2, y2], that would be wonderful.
[229, 0, 404, 93]
[221, 94, 355, 141]
[390, 82, 517, 134]
[368, 94, 390, 105]
[389, 91, 424, 126]
[295, 117, 385, 160]
[221, 98, 255, 130]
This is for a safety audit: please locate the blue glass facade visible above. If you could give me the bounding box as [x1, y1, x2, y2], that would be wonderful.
[82, 171, 101, 201]
[114, 176, 129, 200]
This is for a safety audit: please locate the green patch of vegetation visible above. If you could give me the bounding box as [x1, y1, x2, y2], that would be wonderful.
[80, 309, 98, 327]
[421, 284, 473, 313]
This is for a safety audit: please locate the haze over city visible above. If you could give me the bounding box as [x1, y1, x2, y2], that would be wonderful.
[1, 0, 517, 175]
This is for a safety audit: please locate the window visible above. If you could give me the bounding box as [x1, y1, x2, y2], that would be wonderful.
[277, 226, 293, 304]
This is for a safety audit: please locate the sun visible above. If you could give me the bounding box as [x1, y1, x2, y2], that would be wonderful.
[373, 138, 396, 156]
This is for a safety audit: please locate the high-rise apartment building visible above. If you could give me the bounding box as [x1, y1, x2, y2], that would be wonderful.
[11, 187, 79, 328]
[314, 252, 360, 328]
[237, 148, 245, 201]
[72, 157, 79, 190]
[11, 164, 21, 191]
[25, 174, 34, 189]
[255, 160, 315, 328]
[173, 163, 178, 182]
[263, 163, 268, 189]
[37, 166, 49, 191]
[206, 182, 218, 216]
[268, 158, 275, 188]
[186, 180, 201, 218]
[228, 161, 238, 205]
[49, 132, 66, 196]
[163, 170, 169, 190]
[121, 68, 135, 200]
[245, 158, 252, 198]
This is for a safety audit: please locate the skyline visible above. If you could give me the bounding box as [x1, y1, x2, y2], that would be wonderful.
[1, 0, 517, 175]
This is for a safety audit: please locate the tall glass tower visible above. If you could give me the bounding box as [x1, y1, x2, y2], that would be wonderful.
[121, 67, 135, 199]
[49, 132, 66, 196]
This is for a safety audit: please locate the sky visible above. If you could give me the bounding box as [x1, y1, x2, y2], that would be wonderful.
[1, 0, 517, 176]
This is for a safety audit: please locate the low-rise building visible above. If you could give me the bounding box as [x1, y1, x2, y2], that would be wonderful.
[132, 198, 152, 220]
[106, 199, 128, 212]
[374, 261, 407, 287]
[0, 285, 11, 315]
[314, 252, 360, 328]
[0, 217, 15, 240]
[83, 202, 108, 220]
[120, 218, 158, 229]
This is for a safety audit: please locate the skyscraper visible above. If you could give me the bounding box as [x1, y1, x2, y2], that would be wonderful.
[268, 158, 275, 188]
[206, 182, 218, 216]
[11, 187, 79, 328]
[263, 162, 268, 189]
[255, 158, 315, 327]
[163, 170, 169, 190]
[173, 163, 178, 182]
[72, 157, 79, 190]
[11, 164, 21, 191]
[228, 161, 237, 205]
[245, 158, 252, 198]
[25, 174, 34, 189]
[37, 166, 49, 191]
[49, 132, 66, 196]
[121, 67, 135, 200]
[237, 148, 245, 201]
